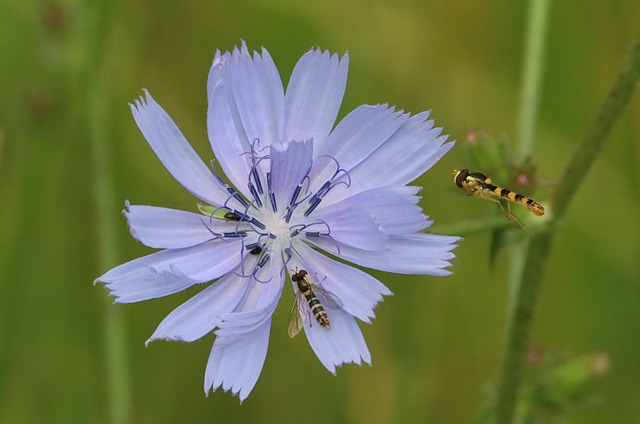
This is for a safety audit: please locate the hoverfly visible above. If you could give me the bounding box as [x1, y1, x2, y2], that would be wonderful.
[223, 211, 242, 221]
[196, 204, 243, 222]
[453, 169, 544, 227]
[288, 269, 343, 338]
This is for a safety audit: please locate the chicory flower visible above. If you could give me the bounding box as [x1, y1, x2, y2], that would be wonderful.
[95, 41, 459, 401]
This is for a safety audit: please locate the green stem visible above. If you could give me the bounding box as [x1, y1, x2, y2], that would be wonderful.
[552, 37, 640, 220]
[494, 35, 640, 424]
[495, 232, 552, 424]
[77, 1, 132, 422]
[508, 0, 551, 319]
[516, 0, 551, 156]
[500, 3, 552, 421]
[89, 80, 132, 424]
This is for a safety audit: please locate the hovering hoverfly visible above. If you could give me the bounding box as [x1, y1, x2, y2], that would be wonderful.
[288, 269, 343, 338]
[453, 169, 544, 227]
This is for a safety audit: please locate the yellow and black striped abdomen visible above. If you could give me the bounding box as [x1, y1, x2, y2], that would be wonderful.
[485, 183, 545, 216]
[303, 290, 330, 328]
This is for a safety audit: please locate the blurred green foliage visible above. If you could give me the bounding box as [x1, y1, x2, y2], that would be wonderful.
[1, 0, 638, 422]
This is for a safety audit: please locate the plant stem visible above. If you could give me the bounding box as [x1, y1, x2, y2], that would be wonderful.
[516, 0, 551, 157]
[507, 0, 552, 326]
[89, 79, 133, 424]
[78, 1, 133, 422]
[495, 35, 640, 424]
[551, 37, 640, 220]
[500, 1, 551, 420]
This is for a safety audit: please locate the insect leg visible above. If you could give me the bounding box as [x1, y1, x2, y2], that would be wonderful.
[478, 189, 525, 228]
[499, 199, 525, 228]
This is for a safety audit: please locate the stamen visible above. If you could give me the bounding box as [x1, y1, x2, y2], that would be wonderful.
[283, 207, 294, 223]
[267, 172, 277, 212]
[289, 184, 302, 209]
[317, 154, 352, 186]
[256, 253, 270, 269]
[201, 220, 246, 241]
[282, 247, 293, 264]
[226, 186, 249, 208]
[248, 181, 263, 208]
[304, 197, 322, 217]
[289, 174, 310, 207]
[313, 181, 331, 200]
[301, 156, 351, 218]
[200, 219, 222, 238]
[251, 167, 264, 195]
[249, 217, 266, 230]
[288, 223, 307, 238]
[222, 231, 247, 238]
[213, 206, 251, 224]
[284, 176, 313, 223]
[245, 243, 263, 255]
[209, 159, 250, 209]
[305, 231, 341, 256]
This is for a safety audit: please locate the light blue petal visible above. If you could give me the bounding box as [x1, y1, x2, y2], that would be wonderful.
[310, 104, 405, 195]
[312, 186, 429, 249]
[222, 251, 285, 317]
[124, 203, 223, 249]
[303, 308, 371, 374]
[293, 242, 392, 323]
[146, 270, 250, 344]
[228, 45, 284, 148]
[283, 49, 348, 153]
[95, 239, 243, 302]
[207, 42, 284, 199]
[204, 287, 280, 397]
[310, 107, 454, 205]
[269, 140, 313, 212]
[310, 204, 387, 251]
[215, 290, 280, 341]
[342, 186, 427, 235]
[344, 112, 454, 193]
[207, 47, 254, 196]
[203, 254, 284, 400]
[204, 313, 272, 402]
[310, 233, 461, 276]
[99, 267, 200, 304]
[130, 90, 234, 207]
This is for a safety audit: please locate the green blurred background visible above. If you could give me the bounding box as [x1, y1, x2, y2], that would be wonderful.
[1, 0, 639, 422]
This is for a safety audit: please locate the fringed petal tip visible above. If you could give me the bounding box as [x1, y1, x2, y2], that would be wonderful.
[323, 350, 373, 376]
[204, 385, 248, 404]
[304, 46, 349, 62]
[144, 335, 186, 347]
[129, 89, 151, 111]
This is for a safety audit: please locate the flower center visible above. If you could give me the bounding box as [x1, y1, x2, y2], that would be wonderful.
[259, 208, 295, 244]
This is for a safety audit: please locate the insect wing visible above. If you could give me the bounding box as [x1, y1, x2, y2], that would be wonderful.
[313, 285, 343, 310]
[287, 292, 306, 338]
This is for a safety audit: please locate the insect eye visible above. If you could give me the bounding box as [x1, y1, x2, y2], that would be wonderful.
[454, 169, 469, 188]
